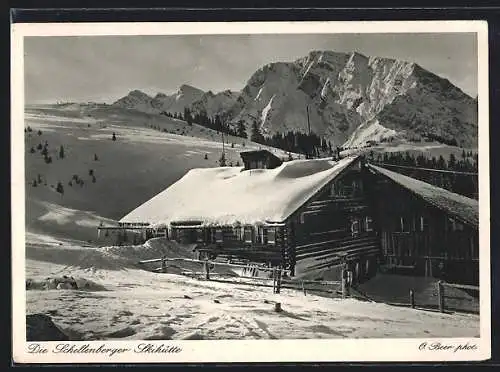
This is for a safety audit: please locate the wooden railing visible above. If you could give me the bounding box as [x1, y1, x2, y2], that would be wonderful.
[437, 281, 479, 314]
[138, 256, 348, 297]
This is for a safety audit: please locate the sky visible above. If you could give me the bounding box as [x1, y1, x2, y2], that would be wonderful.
[24, 33, 478, 104]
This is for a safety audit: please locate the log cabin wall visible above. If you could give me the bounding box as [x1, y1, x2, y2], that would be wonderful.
[364, 170, 479, 285]
[170, 223, 285, 266]
[289, 159, 380, 281]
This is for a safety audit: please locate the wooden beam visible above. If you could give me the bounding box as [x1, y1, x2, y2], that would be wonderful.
[138, 257, 291, 275]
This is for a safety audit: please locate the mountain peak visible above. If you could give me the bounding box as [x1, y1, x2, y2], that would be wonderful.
[128, 89, 151, 98]
[179, 84, 203, 94]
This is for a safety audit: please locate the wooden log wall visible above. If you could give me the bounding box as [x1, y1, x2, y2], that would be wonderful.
[364, 169, 479, 285]
[289, 163, 381, 279]
[171, 225, 285, 266]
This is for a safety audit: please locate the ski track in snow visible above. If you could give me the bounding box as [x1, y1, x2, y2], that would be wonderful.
[25, 245, 479, 341]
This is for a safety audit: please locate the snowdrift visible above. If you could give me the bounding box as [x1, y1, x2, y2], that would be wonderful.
[26, 237, 238, 280]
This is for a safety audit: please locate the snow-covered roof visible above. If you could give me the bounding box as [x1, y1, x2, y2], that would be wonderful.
[368, 164, 479, 228]
[121, 155, 359, 227]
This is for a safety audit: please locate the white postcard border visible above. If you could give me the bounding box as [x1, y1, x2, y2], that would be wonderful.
[11, 20, 491, 364]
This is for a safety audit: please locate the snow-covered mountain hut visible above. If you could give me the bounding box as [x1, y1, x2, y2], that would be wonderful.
[119, 151, 479, 285]
[120, 154, 381, 280]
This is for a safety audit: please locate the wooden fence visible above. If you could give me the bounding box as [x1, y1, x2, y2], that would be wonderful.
[139, 256, 347, 297]
[437, 281, 479, 314]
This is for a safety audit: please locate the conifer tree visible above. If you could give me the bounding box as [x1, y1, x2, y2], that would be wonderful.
[56, 181, 64, 195]
[250, 120, 264, 144]
[218, 152, 227, 166]
[236, 120, 247, 138]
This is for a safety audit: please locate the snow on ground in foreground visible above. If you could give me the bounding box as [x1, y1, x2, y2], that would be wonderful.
[25, 236, 479, 341]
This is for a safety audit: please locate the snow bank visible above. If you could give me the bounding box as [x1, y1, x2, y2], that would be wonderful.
[26, 236, 196, 273]
[120, 156, 358, 226]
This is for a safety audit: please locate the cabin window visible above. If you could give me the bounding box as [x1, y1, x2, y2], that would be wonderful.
[352, 179, 363, 197]
[255, 227, 266, 244]
[351, 219, 360, 237]
[215, 229, 223, 243]
[365, 216, 373, 232]
[196, 228, 204, 242]
[267, 228, 276, 245]
[243, 226, 253, 243]
[233, 227, 243, 240]
[330, 184, 336, 197]
[419, 216, 429, 232]
[448, 218, 464, 232]
[397, 217, 410, 233]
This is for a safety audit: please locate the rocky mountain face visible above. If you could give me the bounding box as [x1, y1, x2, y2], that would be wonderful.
[113, 84, 206, 115]
[227, 50, 477, 148]
[112, 50, 478, 148]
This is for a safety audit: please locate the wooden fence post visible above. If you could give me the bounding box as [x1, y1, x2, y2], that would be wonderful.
[409, 289, 415, 309]
[276, 267, 282, 294]
[205, 260, 210, 280]
[161, 255, 167, 273]
[341, 267, 346, 299]
[272, 267, 277, 294]
[438, 281, 444, 313]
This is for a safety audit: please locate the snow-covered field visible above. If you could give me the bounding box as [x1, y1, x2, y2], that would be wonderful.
[25, 233, 479, 341]
[22, 104, 480, 342]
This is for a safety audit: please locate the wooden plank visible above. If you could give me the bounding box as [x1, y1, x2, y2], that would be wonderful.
[296, 236, 375, 252]
[139, 257, 291, 274]
[441, 282, 479, 291]
[296, 238, 378, 258]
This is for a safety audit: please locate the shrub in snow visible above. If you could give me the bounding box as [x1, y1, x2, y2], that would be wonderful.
[56, 182, 64, 195]
[44, 155, 52, 164]
[94, 153, 99, 161]
[27, 126, 32, 132]
[218, 152, 227, 167]
[68, 180, 73, 187]
[37, 143, 43, 151]
[112, 132, 117, 141]
[89, 169, 94, 176]
[32, 179, 37, 187]
[204, 154, 208, 160]
[29, 147, 35, 154]
[59, 145, 65, 159]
